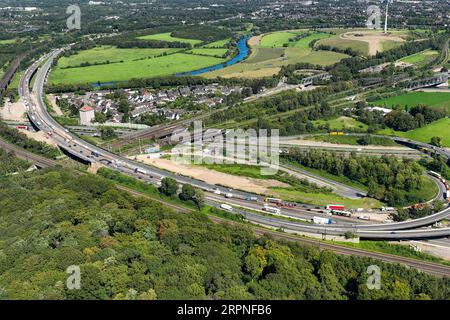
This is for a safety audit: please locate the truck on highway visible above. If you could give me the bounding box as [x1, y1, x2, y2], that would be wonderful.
[312, 217, 332, 225]
[326, 205, 345, 211]
[245, 196, 258, 202]
[330, 210, 352, 218]
[225, 193, 233, 198]
[91, 151, 100, 158]
[134, 168, 147, 175]
[265, 197, 282, 205]
[220, 204, 233, 212]
[263, 206, 281, 215]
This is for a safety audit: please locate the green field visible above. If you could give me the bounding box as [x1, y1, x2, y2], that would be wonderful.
[0, 39, 16, 45]
[49, 53, 226, 85]
[203, 38, 231, 48]
[289, 33, 332, 49]
[379, 118, 450, 147]
[200, 163, 382, 208]
[373, 92, 450, 111]
[56, 46, 181, 68]
[313, 116, 369, 131]
[137, 32, 203, 46]
[205, 29, 349, 79]
[260, 31, 301, 48]
[188, 48, 228, 57]
[316, 35, 369, 56]
[400, 49, 439, 65]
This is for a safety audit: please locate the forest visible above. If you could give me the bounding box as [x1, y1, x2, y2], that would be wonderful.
[284, 149, 428, 206]
[0, 149, 31, 175]
[0, 167, 449, 300]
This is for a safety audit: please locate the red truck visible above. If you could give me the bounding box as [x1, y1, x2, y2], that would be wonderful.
[326, 205, 345, 211]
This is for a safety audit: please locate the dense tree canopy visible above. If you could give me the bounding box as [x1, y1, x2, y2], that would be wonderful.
[0, 168, 448, 300]
[284, 149, 428, 206]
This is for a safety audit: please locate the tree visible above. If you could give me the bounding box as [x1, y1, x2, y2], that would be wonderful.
[95, 112, 106, 124]
[179, 184, 196, 202]
[100, 127, 117, 140]
[192, 189, 205, 209]
[430, 136, 442, 147]
[159, 177, 178, 197]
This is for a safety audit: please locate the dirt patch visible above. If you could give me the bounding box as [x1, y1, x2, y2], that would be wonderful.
[340, 31, 405, 56]
[20, 129, 59, 147]
[89, 162, 105, 174]
[131, 155, 289, 194]
[248, 35, 262, 47]
[47, 94, 64, 116]
[0, 98, 26, 122]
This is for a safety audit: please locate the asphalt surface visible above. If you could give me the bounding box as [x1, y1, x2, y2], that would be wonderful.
[19, 48, 450, 241]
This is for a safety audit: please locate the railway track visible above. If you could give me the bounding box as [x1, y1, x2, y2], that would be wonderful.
[0, 138, 57, 168]
[3, 138, 449, 277]
[113, 185, 450, 277]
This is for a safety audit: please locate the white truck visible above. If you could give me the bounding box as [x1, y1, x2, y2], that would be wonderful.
[225, 193, 233, 198]
[220, 204, 233, 212]
[312, 217, 332, 225]
[263, 206, 281, 215]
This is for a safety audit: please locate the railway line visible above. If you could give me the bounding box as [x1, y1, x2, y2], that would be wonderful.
[16, 48, 450, 242]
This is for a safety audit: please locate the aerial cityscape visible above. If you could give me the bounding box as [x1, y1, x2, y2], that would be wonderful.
[0, 0, 449, 306]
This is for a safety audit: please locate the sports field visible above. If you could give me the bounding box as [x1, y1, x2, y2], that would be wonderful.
[137, 32, 203, 46]
[379, 118, 450, 147]
[49, 52, 226, 85]
[373, 92, 450, 111]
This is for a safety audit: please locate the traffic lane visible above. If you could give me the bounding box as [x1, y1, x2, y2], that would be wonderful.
[206, 193, 364, 226]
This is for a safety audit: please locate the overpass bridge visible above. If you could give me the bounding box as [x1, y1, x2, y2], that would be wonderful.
[406, 72, 448, 91]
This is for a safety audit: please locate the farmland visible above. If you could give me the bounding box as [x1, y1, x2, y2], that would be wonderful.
[188, 48, 229, 57]
[203, 38, 231, 48]
[137, 32, 203, 46]
[373, 92, 450, 111]
[49, 52, 226, 85]
[205, 29, 349, 79]
[56, 46, 182, 68]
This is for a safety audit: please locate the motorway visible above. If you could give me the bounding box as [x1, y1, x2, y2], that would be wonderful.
[18, 48, 450, 241]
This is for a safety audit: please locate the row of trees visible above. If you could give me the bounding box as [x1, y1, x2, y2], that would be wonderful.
[160, 177, 205, 210]
[284, 149, 427, 206]
[357, 103, 449, 132]
[207, 81, 353, 127]
[0, 167, 448, 300]
[0, 122, 60, 159]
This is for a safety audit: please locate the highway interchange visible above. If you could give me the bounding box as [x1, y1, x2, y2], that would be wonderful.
[17, 48, 450, 243]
